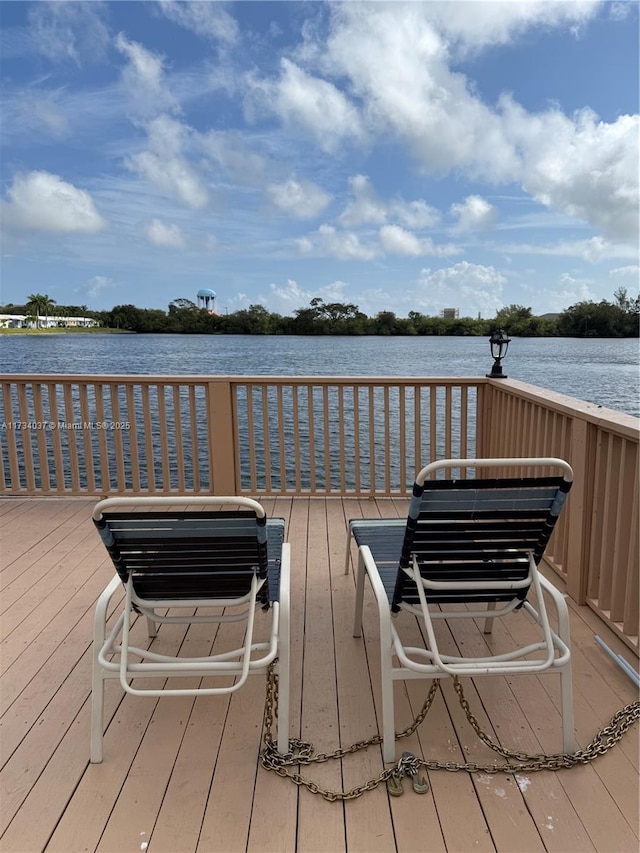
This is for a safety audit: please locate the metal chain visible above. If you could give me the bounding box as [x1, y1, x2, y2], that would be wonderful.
[260, 661, 640, 800]
[446, 677, 640, 773]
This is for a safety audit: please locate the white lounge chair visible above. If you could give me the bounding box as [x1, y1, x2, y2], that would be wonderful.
[347, 457, 575, 763]
[90, 496, 290, 762]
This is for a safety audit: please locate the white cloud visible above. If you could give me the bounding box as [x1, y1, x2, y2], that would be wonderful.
[302, 5, 636, 242]
[27, 2, 110, 64]
[126, 115, 208, 209]
[1, 171, 107, 233]
[115, 33, 178, 116]
[300, 224, 378, 260]
[268, 278, 308, 306]
[296, 236, 315, 255]
[339, 175, 388, 227]
[145, 219, 185, 248]
[86, 275, 115, 297]
[524, 273, 596, 313]
[379, 225, 459, 257]
[339, 175, 440, 229]
[379, 224, 423, 256]
[499, 236, 637, 263]
[267, 177, 331, 219]
[158, 1, 239, 44]
[609, 2, 631, 22]
[416, 261, 506, 317]
[609, 265, 640, 278]
[267, 278, 349, 312]
[323, 6, 519, 181]
[393, 199, 440, 230]
[425, 1, 599, 55]
[299, 213, 458, 260]
[450, 195, 497, 232]
[18, 95, 69, 139]
[245, 58, 363, 152]
[199, 131, 265, 184]
[502, 100, 639, 243]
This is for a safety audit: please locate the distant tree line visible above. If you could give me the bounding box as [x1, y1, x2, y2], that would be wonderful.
[2, 288, 638, 337]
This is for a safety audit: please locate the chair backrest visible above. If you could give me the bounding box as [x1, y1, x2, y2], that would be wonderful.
[392, 459, 572, 610]
[94, 505, 271, 606]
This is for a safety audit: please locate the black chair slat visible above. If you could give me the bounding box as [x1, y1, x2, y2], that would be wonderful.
[117, 542, 260, 557]
[121, 561, 260, 573]
[401, 589, 521, 604]
[97, 509, 284, 607]
[412, 519, 545, 533]
[391, 473, 572, 610]
[415, 509, 551, 521]
[422, 476, 565, 490]
[412, 539, 539, 551]
[133, 573, 255, 599]
[417, 564, 529, 580]
[111, 527, 260, 540]
[413, 548, 530, 562]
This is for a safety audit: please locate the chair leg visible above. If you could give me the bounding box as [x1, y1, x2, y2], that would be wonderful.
[344, 528, 353, 575]
[483, 600, 496, 634]
[275, 542, 291, 755]
[91, 575, 120, 763]
[541, 575, 575, 752]
[380, 631, 396, 763]
[90, 643, 105, 764]
[146, 614, 158, 637]
[352, 550, 366, 637]
[276, 636, 290, 755]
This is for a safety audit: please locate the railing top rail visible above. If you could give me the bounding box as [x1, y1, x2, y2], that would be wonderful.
[0, 373, 485, 386]
[490, 378, 640, 439]
[3, 373, 637, 434]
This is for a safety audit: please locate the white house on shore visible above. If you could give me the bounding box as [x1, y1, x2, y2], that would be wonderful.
[0, 314, 99, 329]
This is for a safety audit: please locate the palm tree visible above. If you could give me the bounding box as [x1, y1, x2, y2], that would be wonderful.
[26, 293, 56, 328]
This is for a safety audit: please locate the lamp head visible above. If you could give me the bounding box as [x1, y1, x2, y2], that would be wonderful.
[487, 329, 511, 378]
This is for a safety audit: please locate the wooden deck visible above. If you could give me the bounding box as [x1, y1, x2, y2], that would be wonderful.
[1, 496, 638, 853]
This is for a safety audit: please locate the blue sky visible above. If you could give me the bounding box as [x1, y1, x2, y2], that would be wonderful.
[1, 1, 638, 318]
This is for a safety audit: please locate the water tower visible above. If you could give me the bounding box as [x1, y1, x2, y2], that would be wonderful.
[196, 288, 217, 314]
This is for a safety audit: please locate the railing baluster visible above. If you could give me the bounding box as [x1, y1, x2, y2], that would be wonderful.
[141, 385, 155, 492]
[172, 385, 185, 494]
[307, 385, 316, 493]
[259, 385, 270, 494]
[94, 384, 110, 492]
[127, 384, 141, 493]
[293, 385, 302, 494]
[32, 383, 50, 492]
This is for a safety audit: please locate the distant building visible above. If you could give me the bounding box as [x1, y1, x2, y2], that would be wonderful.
[196, 289, 217, 314]
[0, 314, 98, 329]
[441, 308, 459, 320]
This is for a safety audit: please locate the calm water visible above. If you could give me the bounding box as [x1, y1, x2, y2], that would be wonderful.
[2, 333, 639, 417]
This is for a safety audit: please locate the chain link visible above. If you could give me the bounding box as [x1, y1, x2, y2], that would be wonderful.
[260, 660, 640, 800]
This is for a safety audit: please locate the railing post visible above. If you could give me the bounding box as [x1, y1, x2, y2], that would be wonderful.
[206, 379, 238, 495]
[565, 417, 593, 604]
[476, 380, 493, 457]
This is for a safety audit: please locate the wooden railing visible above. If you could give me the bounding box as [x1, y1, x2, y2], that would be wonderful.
[0, 375, 479, 496]
[479, 379, 639, 652]
[1, 373, 638, 652]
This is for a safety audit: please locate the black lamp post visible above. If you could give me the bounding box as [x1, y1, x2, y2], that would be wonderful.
[487, 329, 511, 378]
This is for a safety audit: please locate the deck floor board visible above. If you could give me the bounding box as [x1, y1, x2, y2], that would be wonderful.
[0, 497, 638, 853]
